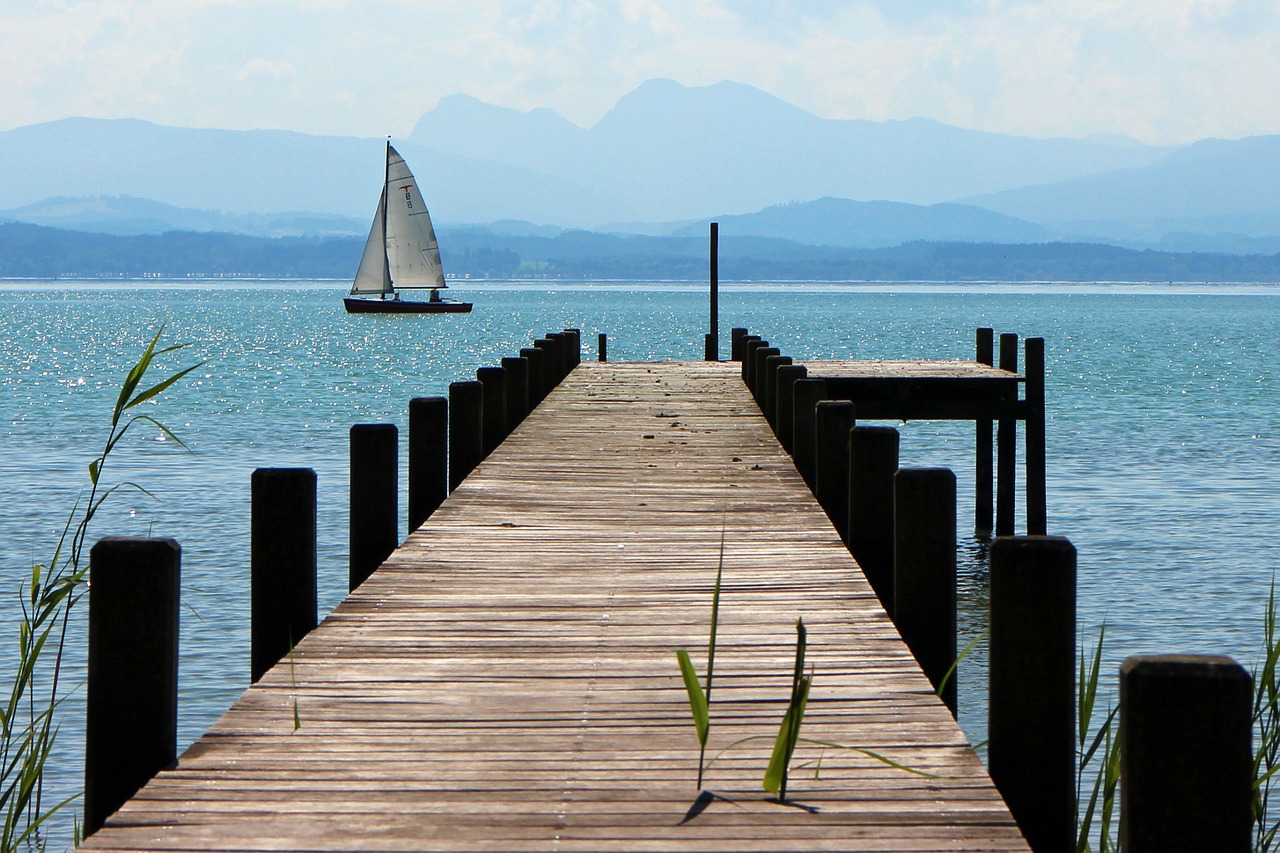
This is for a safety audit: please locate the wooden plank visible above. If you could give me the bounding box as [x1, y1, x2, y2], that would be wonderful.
[80, 361, 1028, 853]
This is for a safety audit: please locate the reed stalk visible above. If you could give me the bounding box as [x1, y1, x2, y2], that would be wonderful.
[0, 328, 198, 852]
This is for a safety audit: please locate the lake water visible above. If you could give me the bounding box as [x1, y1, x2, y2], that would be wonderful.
[2, 279, 1278, 846]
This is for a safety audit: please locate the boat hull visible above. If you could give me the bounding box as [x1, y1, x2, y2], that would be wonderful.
[344, 297, 472, 314]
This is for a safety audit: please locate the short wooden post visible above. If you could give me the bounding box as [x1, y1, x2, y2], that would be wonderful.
[500, 356, 529, 431]
[534, 337, 563, 387]
[448, 380, 483, 491]
[997, 332, 1018, 536]
[1120, 655, 1252, 852]
[763, 354, 792, 429]
[791, 378, 828, 489]
[476, 366, 508, 455]
[707, 221, 719, 361]
[976, 327, 995, 536]
[598, 333, 608, 363]
[775, 364, 808, 453]
[563, 328, 581, 369]
[742, 337, 765, 386]
[752, 346, 780, 407]
[893, 468, 957, 715]
[730, 328, 748, 361]
[848, 426, 900, 610]
[408, 397, 447, 531]
[1025, 337, 1047, 535]
[251, 468, 317, 683]
[988, 535, 1076, 853]
[814, 401, 856, 541]
[349, 423, 397, 591]
[520, 346, 547, 406]
[547, 332, 570, 380]
[84, 537, 180, 837]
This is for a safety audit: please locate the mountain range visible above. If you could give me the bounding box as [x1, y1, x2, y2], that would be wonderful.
[1, 79, 1278, 254]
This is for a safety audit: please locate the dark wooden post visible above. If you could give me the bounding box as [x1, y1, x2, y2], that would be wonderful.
[500, 356, 529, 431]
[988, 535, 1076, 853]
[408, 397, 447, 531]
[448, 380, 483, 491]
[1120, 655, 1252, 852]
[476, 366, 508, 456]
[349, 423, 397, 591]
[752, 346, 780, 407]
[706, 222, 719, 361]
[563, 329, 581, 369]
[251, 468, 317, 683]
[763, 354, 792, 430]
[893, 468, 957, 715]
[976, 327, 995, 536]
[520, 346, 547, 406]
[997, 332, 1018, 536]
[791, 378, 828, 489]
[775, 364, 808, 453]
[598, 333, 607, 363]
[534, 337, 563, 387]
[848, 426, 900, 610]
[84, 537, 180, 837]
[730, 328, 748, 361]
[1025, 337, 1047, 535]
[742, 337, 765, 386]
[814, 401, 856, 541]
[547, 332, 570, 381]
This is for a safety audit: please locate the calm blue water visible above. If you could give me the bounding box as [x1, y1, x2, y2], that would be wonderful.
[2, 280, 1278, 845]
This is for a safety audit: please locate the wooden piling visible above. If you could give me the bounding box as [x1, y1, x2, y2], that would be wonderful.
[84, 537, 180, 837]
[563, 329, 581, 369]
[988, 535, 1076, 853]
[730, 327, 747, 361]
[997, 332, 1018, 536]
[763, 354, 793, 429]
[1120, 655, 1252, 852]
[349, 423, 398, 592]
[1025, 337, 1047, 535]
[706, 222, 719, 361]
[976, 327, 995, 536]
[448, 380, 484, 491]
[476, 366, 508, 455]
[752, 346, 780, 408]
[520, 347, 548, 406]
[250, 468, 317, 683]
[500, 356, 530, 431]
[534, 337, 563, 387]
[814, 401, 856, 541]
[598, 333, 607, 363]
[775, 364, 808, 453]
[742, 337, 765, 386]
[791, 378, 828, 489]
[893, 468, 957, 715]
[408, 397, 448, 532]
[847, 426, 900, 611]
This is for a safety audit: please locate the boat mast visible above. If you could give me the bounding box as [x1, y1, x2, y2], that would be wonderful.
[381, 137, 392, 299]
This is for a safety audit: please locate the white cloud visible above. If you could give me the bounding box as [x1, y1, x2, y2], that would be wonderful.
[0, 0, 1277, 143]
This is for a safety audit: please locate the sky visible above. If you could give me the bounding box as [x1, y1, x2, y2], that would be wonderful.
[2, 0, 1278, 145]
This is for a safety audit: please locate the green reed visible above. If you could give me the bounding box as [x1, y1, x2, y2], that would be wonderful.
[0, 328, 198, 852]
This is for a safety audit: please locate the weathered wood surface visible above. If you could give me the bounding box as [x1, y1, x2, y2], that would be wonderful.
[82, 361, 1027, 852]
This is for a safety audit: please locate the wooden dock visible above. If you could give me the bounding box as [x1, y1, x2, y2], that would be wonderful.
[81, 360, 1029, 852]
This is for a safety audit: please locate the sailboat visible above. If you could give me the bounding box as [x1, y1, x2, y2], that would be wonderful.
[344, 142, 471, 314]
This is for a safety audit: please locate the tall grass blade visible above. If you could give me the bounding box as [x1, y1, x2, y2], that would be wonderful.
[676, 650, 709, 748]
[763, 619, 809, 800]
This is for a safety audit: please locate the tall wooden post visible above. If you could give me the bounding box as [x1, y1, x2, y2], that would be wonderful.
[730, 328, 747, 361]
[534, 337, 563, 387]
[448, 380, 483, 491]
[893, 468, 957, 715]
[1120, 655, 1252, 852]
[476, 366, 508, 456]
[848, 426, 900, 610]
[84, 537, 180, 836]
[706, 221, 719, 361]
[349, 423, 397, 591]
[763, 354, 792, 430]
[997, 332, 1018, 536]
[742, 338, 765, 386]
[1025, 337, 1047, 535]
[251, 468, 317, 683]
[408, 397, 448, 531]
[976, 327, 995, 535]
[814, 401, 856, 541]
[598, 333, 608, 363]
[775, 364, 808, 453]
[520, 347, 547, 406]
[988, 535, 1076, 853]
[791, 378, 828, 489]
[500, 356, 529, 431]
[751, 346, 780, 406]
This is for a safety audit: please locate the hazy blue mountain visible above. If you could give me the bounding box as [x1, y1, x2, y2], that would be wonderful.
[0, 195, 365, 236]
[411, 78, 1175, 219]
[0, 117, 632, 227]
[668, 197, 1048, 247]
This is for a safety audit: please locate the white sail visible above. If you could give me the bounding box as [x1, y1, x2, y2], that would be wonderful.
[350, 188, 393, 295]
[384, 146, 446, 290]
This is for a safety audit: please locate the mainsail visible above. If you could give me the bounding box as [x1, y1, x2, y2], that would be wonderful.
[350, 144, 446, 296]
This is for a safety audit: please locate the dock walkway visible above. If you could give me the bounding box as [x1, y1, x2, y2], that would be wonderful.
[82, 361, 1028, 852]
